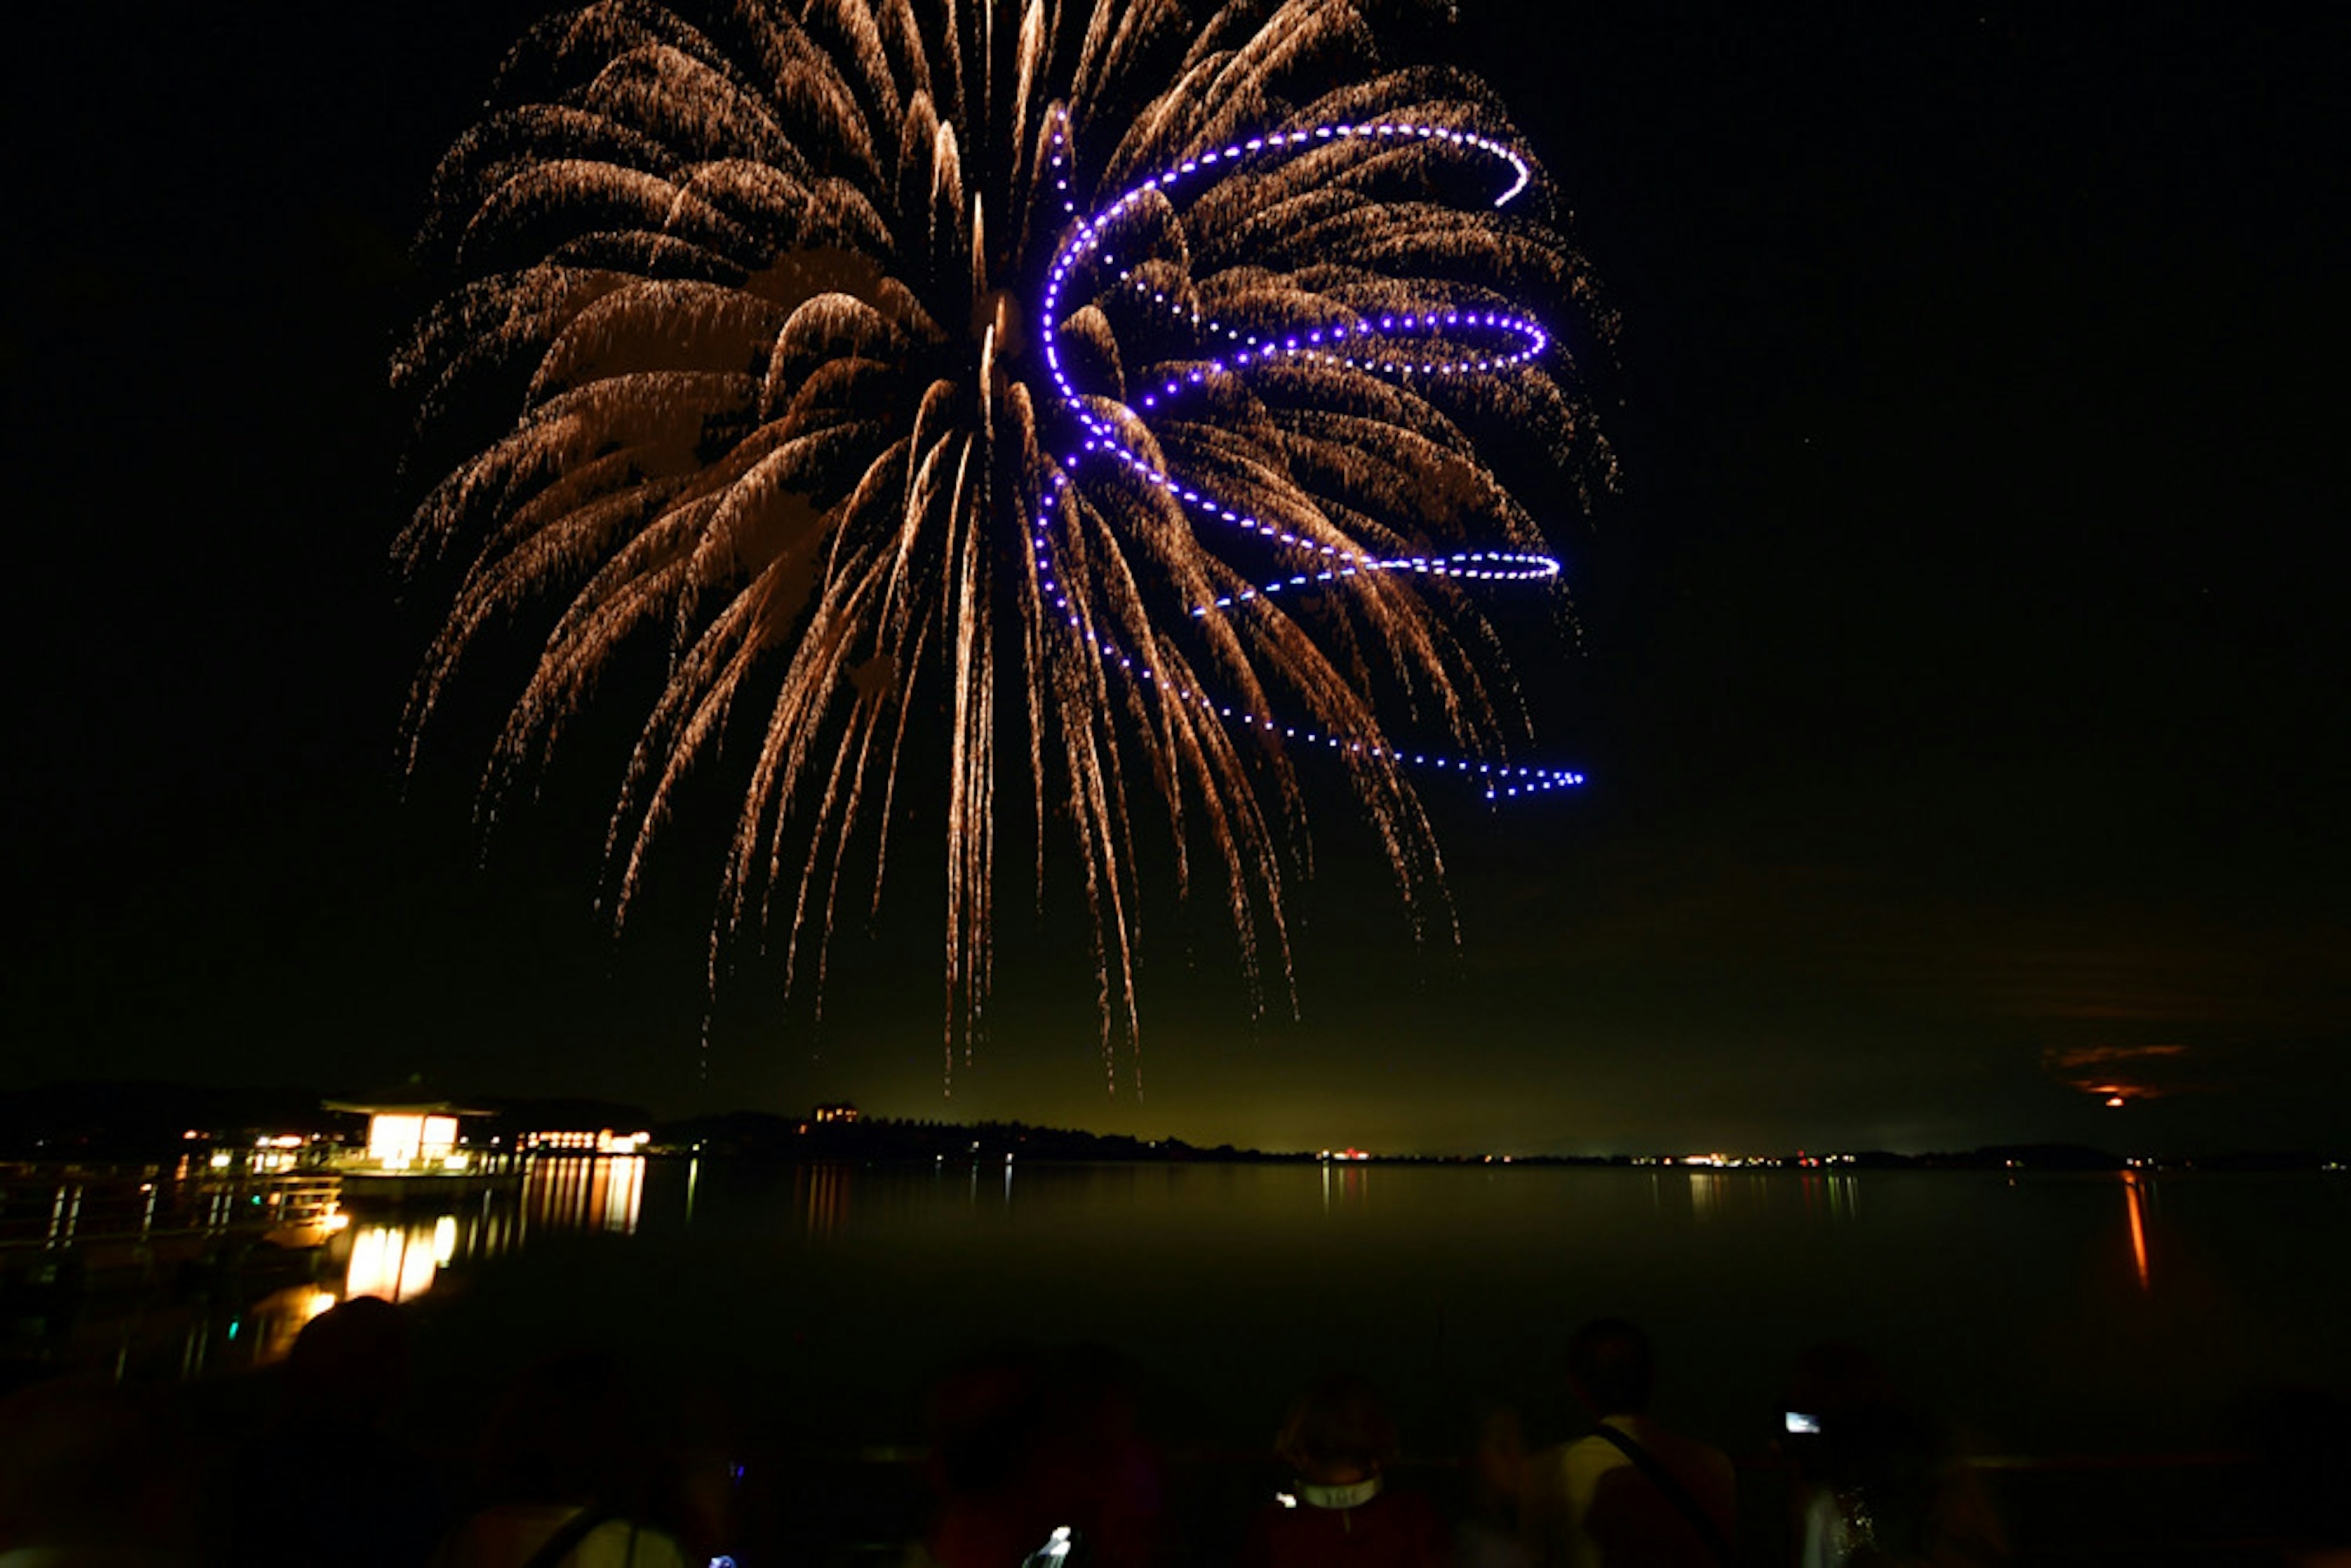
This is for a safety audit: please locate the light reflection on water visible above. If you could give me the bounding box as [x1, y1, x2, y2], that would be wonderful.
[40, 1160, 2341, 1457]
[1794, 1172, 1862, 1223]
[1321, 1161, 1371, 1214]
[525, 1153, 647, 1236]
[333, 1155, 648, 1307]
[169, 1157, 654, 1375]
[9, 1158, 634, 1382]
[237, 1283, 340, 1364]
[343, 1213, 455, 1302]
[2122, 1169, 2151, 1290]
[793, 1163, 850, 1242]
[1689, 1171, 1721, 1221]
[568, 1161, 2340, 1457]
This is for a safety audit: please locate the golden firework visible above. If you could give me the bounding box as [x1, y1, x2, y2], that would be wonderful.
[396, 0, 1613, 1088]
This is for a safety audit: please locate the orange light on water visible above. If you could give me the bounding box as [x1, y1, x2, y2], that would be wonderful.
[2123, 1171, 2150, 1290]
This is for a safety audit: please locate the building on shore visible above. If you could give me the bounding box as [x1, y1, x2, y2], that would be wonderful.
[320, 1094, 519, 1204]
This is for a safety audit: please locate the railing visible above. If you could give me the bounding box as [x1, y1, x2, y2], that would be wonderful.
[323, 1148, 525, 1178]
[0, 1162, 343, 1255]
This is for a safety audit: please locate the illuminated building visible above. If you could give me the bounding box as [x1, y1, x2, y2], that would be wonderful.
[321, 1094, 517, 1203]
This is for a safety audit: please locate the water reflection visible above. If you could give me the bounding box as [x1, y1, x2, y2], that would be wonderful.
[2121, 1171, 2151, 1291]
[1689, 1171, 1722, 1222]
[1796, 1172, 1860, 1222]
[331, 1157, 647, 1308]
[525, 1154, 647, 1234]
[1321, 1160, 1370, 1214]
[797, 1162, 851, 1242]
[241, 1283, 339, 1362]
[344, 1212, 463, 1302]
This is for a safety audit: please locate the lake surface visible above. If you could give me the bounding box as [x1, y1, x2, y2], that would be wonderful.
[355, 1157, 2349, 1460]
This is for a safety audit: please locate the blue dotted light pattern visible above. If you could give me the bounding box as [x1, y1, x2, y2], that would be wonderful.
[1033, 115, 1586, 801]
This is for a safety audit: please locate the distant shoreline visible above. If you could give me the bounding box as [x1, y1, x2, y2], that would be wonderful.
[1, 1079, 2339, 1171]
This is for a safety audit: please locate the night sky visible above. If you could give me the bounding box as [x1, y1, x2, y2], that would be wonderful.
[6, 1, 2342, 1154]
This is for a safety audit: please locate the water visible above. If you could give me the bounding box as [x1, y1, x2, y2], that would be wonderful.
[375, 1158, 2349, 1461]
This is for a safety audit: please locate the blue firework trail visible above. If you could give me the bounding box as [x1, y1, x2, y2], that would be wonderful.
[396, 0, 1614, 1088]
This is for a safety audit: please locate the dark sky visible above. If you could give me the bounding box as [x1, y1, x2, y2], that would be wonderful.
[5, 1, 2343, 1153]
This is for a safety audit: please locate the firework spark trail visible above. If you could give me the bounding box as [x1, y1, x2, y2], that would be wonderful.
[395, 0, 1614, 1090]
[1038, 112, 1584, 800]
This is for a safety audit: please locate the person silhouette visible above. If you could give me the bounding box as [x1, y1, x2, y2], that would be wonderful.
[1237, 1373, 1452, 1568]
[227, 1294, 457, 1568]
[1522, 1319, 1735, 1568]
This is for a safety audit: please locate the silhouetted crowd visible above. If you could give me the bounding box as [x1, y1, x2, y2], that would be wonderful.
[1, 1302, 2345, 1567]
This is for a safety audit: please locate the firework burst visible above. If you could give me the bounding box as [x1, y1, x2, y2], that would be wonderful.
[396, 0, 1613, 1088]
